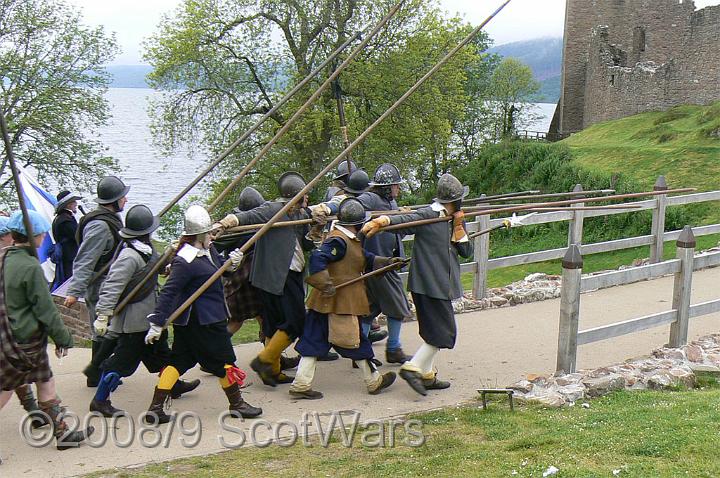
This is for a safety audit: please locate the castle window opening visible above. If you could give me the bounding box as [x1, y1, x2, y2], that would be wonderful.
[633, 27, 646, 53]
[610, 74, 615, 86]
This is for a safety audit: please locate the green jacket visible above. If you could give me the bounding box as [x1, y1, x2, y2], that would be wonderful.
[3, 246, 73, 347]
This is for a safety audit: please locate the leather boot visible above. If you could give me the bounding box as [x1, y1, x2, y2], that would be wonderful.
[144, 387, 172, 425]
[273, 372, 294, 384]
[15, 385, 50, 428]
[38, 398, 94, 450]
[170, 379, 201, 399]
[422, 372, 451, 390]
[368, 372, 397, 395]
[223, 383, 262, 418]
[250, 357, 277, 387]
[385, 348, 411, 364]
[89, 399, 124, 417]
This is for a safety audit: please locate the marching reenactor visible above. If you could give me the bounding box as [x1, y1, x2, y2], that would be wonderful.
[290, 198, 399, 399]
[0, 210, 94, 450]
[361, 173, 473, 396]
[214, 187, 267, 337]
[143, 205, 261, 424]
[50, 190, 81, 290]
[65, 176, 130, 387]
[357, 163, 412, 363]
[214, 172, 326, 386]
[88, 205, 199, 417]
[0, 215, 50, 429]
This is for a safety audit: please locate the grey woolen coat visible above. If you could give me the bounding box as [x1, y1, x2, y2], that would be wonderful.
[388, 206, 473, 301]
[96, 245, 157, 334]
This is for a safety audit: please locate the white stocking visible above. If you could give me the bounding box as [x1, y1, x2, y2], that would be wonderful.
[290, 357, 317, 391]
[357, 359, 381, 387]
[406, 342, 438, 374]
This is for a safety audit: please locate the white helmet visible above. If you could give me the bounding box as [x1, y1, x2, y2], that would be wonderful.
[182, 205, 213, 236]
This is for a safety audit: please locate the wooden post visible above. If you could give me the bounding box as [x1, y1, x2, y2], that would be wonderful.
[556, 244, 583, 374]
[668, 226, 695, 348]
[567, 184, 585, 246]
[472, 202, 490, 299]
[650, 176, 668, 263]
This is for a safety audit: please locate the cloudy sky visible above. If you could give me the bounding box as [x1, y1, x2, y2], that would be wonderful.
[66, 0, 720, 65]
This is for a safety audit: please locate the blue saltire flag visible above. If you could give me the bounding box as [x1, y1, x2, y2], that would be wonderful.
[16, 165, 57, 282]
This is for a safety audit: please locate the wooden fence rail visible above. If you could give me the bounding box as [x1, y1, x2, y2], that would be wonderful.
[557, 226, 720, 372]
[398, 176, 720, 299]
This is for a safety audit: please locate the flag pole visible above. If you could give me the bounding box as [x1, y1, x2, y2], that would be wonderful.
[0, 113, 37, 257]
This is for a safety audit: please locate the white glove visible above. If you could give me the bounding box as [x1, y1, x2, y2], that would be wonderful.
[229, 248, 244, 270]
[93, 314, 110, 336]
[145, 324, 163, 345]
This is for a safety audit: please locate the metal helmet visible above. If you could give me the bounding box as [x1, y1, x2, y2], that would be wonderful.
[119, 205, 160, 239]
[434, 173, 469, 204]
[94, 176, 130, 204]
[182, 205, 213, 236]
[337, 198, 370, 226]
[237, 186, 265, 212]
[342, 169, 370, 195]
[369, 163, 401, 186]
[277, 171, 306, 202]
[333, 160, 357, 182]
[324, 186, 342, 202]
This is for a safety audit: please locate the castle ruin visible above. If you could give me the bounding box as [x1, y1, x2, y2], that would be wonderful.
[549, 0, 720, 137]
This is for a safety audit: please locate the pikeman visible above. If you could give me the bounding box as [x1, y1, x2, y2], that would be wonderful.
[290, 198, 399, 399]
[361, 173, 473, 395]
[143, 205, 261, 424]
[88, 205, 200, 417]
[64, 176, 130, 387]
[214, 187, 267, 338]
[0, 211, 94, 450]
[357, 163, 412, 363]
[214, 172, 328, 386]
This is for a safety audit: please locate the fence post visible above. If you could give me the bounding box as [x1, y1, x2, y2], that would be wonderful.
[650, 175, 668, 263]
[668, 226, 696, 348]
[567, 184, 585, 246]
[472, 200, 490, 299]
[556, 244, 583, 374]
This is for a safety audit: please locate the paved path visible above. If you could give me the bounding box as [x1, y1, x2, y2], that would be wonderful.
[2, 267, 720, 477]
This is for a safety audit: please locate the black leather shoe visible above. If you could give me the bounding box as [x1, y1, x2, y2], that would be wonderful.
[352, 358, 383, 369]
[89, 399, 124, 418]
[289, 389, 324, 400]
[274, 372, 295, 384]
[170, 379, 201, 399]
[399, 369, 427, 396]
[423, 376, 451, 390]
[369, 372, 396, 395]
[368, 329, 388, 343]
[386, 348, 411, 364]
[280, 355, 301, 370]
[317, 352, 339, 361]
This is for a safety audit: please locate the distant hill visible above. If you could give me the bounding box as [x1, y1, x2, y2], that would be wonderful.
[490, 37, 563, 103]
[106, 65, 153, 88]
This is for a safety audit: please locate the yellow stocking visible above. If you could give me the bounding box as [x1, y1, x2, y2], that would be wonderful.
[157, 366, 180, 391]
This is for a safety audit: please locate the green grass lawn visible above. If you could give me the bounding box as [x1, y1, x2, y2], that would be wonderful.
[87, 382, 720, 478]
[562, 103, 720, 222]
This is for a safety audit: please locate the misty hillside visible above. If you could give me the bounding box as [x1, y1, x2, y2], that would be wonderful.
[490, 37, 563, 102]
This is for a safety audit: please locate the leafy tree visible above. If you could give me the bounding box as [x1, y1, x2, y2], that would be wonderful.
[488, 57, 540, 139]
[144, 0, 495, 211]
[0, 0, 119, 204]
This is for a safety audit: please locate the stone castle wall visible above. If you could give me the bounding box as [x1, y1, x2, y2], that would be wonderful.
[552, 0, 720, 136]
[53, 297, 92, 343]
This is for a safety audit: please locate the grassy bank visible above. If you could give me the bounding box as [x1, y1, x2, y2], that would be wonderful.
[87, 383, 720, 478]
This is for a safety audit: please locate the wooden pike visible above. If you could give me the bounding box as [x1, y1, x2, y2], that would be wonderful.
[161, 0, 514, 328]
[464, 189, 616, 204]
[207, 1, 406, 212]
[158, 31, 362, 217]
[334, 259, 410, 290]
[378, 188, 696, 233]
[0, 113, 36, 257]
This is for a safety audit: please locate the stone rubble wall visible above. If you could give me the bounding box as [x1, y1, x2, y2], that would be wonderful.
[508, 334, 720, 407]
[54, 296, 92, 343]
